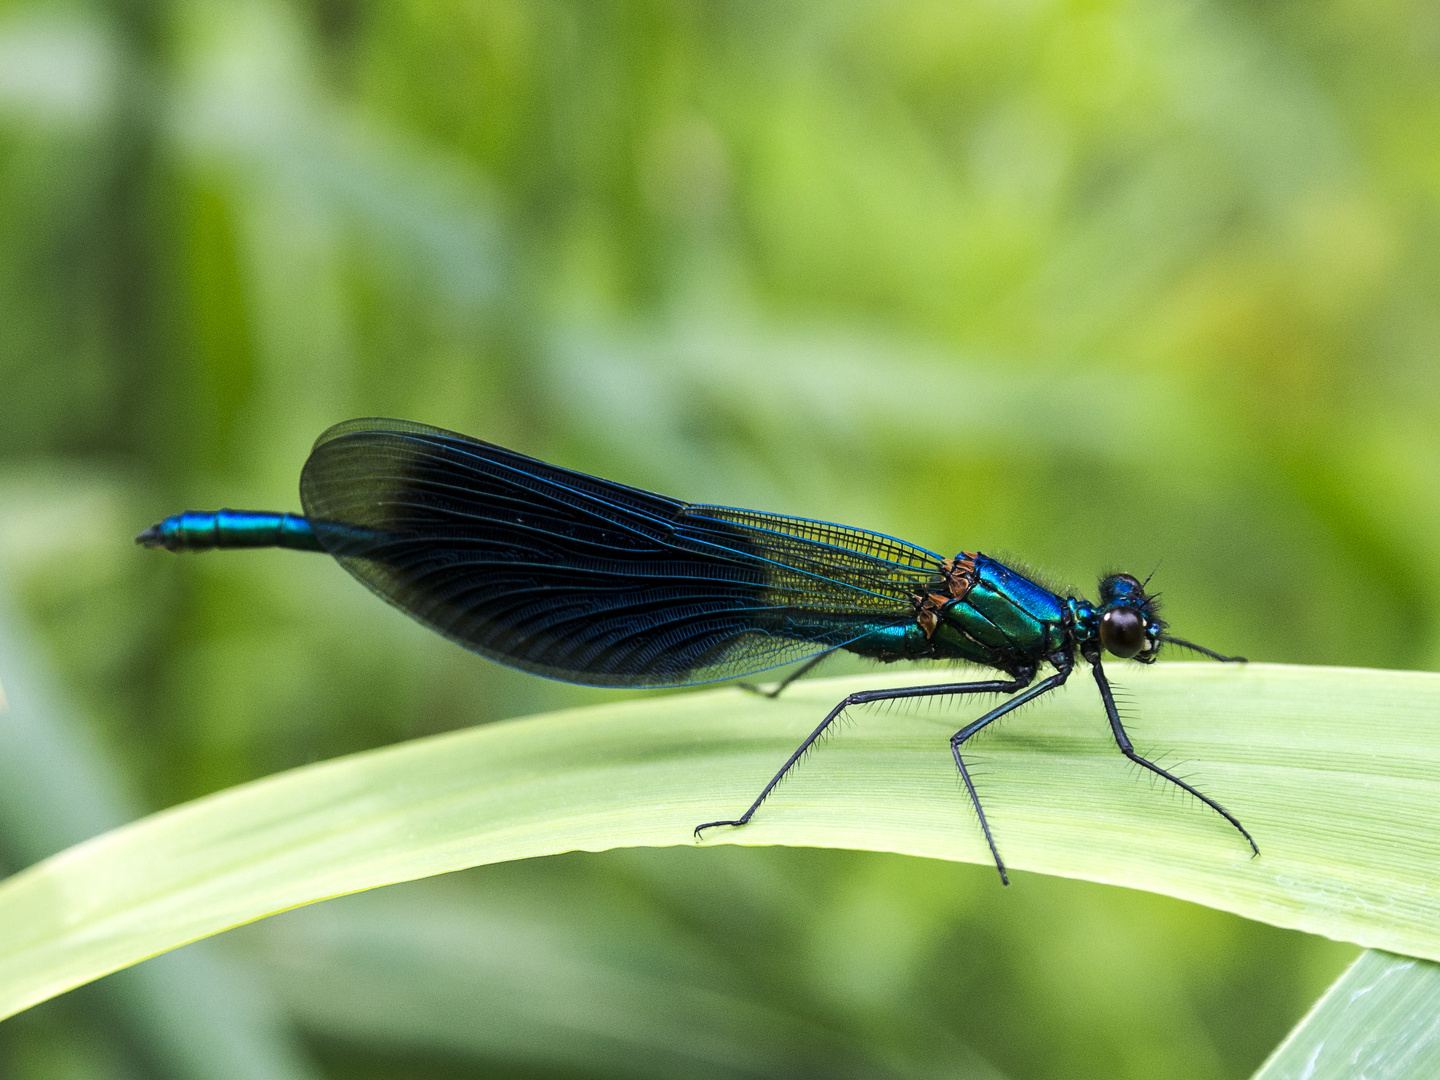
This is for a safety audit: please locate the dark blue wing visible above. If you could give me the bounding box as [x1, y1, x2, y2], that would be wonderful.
[299, 418, 943, 687]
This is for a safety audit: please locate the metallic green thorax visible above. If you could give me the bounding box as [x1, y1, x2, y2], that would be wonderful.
[844, 552, 1160, 678]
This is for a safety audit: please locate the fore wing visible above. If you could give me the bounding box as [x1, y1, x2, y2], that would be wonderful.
[300, 418, 942, 687]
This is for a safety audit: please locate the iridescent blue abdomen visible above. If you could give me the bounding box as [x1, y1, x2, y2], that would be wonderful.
[139, 510, 323, 552]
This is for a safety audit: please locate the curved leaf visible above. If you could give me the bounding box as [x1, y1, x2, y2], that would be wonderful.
[1252, 949, 1440, 1079]
[1, 662, 1437, 1020]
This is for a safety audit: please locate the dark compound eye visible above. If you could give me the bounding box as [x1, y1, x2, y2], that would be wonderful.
[1099, 607, 1146, 659]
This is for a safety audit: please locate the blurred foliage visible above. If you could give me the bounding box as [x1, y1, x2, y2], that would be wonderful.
[1, 0, 1435, 1075]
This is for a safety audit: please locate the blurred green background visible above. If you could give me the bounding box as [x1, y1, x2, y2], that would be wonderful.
[1, 0, 1435, 1075]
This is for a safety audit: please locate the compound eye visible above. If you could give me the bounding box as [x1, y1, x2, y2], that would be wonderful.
[1099, 607, 1146, 659]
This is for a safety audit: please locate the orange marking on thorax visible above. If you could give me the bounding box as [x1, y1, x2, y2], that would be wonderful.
[913, 552, 978, 638]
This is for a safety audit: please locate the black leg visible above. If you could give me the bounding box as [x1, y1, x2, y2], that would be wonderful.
[1089, 657, 1259, 857]
[695, 673, 1035, 853]
[737, 651, 830, 699]
[949, 664, 1073, 885]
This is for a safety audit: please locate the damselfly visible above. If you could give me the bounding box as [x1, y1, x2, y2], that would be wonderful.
[139, 418, 1255, 883]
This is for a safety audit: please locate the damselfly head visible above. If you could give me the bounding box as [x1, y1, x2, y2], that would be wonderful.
[1096, 573, 1163, 663]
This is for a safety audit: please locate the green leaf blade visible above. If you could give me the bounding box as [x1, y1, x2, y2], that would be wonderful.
[1252, 950, 1440, 1079]
[1, 662, 1437, 1020]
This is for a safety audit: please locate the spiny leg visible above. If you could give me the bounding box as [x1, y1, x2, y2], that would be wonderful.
[695, 674, 1034, 841]
[737, 651, 830, 700]
[950, 663, 1073, 886]
[1088, 656, 1259, 857]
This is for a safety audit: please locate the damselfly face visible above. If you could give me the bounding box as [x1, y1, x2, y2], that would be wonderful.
[1097, 573, 1162, 662]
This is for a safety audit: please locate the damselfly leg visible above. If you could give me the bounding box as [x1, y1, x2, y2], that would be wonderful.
[697, 669, 1050, 883]
[1086, 648, 1258, 858]
[736, 651, 831, 699]
[948, 658, 1072, 884]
